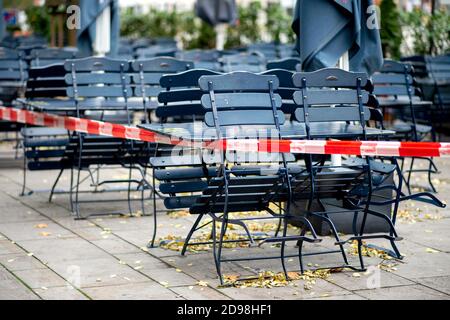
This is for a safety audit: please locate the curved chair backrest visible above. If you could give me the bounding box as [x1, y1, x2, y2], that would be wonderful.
[293, 68, 375, 140]
[266, 58, 301, 72]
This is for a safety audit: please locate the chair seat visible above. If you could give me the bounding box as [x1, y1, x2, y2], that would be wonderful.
[391, 121, 432, 134]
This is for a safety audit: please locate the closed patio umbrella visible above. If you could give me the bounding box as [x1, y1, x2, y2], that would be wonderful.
[77, 0, 120, 56]
[0, 0, 4, 41]
[292, 0, 383, 75]
[195, 0, 237, 26]
[195, 0, 237, 50]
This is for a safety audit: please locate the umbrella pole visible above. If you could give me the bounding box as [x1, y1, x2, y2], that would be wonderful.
[215, 23, 227, 51]
[94, 5, 111, 56]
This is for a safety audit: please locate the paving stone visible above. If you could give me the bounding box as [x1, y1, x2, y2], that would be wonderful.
[0, 239, 24, 255]
[305, 293, 367, 300]
[354, 284, 449, 300]
[326, 269, 414, 291]
[0, 265, 39, 300]
[171, 285, 231, 300]
[218, 279, 352, 300]
[82, 281, 184, 300]
[17, 237, 111, 263]
[91, 237, 142, 255]
[43, 257, 150, 289]
[33, 286, 89, 300]
[389, 240, 450, 279]
[0, 253, 47, 271]
[0, 220, 75, 241]
[415, 276, 450, 295]
[0, 205, 43, 223]
[13, 268, 68, 289]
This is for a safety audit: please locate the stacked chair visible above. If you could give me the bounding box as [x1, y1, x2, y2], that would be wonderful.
[373, 60, 439, 193]
[145, 67, 445, 283]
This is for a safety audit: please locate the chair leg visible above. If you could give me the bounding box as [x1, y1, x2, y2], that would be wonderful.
[211, 218, 223, 285]
[216, 217, 228, 285]
[149, 172, 158, 248]
[427, 160, 437, 193]
[20, 152, 28, 196]
[127, 166, 133, 216]
[181, 214, 204, 256]
[49, 168, 64, 203]
[405, 157, 415, 194]
[69, 167, 74, 212]
[297, 228, 307, 274]
[280, 218, 289, 280]
[74, 167, 82, 219]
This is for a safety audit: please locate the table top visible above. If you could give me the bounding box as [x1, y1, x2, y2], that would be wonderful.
[138, 121, 395, 142]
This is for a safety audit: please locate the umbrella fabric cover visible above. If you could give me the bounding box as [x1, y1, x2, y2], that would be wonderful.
[77, 0, 120, 56]
[195, 0, 237, 26]
[0, 0, 4, 41]
[292, 0, 383, 75]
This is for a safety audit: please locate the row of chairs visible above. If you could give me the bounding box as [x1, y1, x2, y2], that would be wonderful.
[145, 68, 445, 283]
[402, 54, 450, 134]
[10, 53, 446, 281]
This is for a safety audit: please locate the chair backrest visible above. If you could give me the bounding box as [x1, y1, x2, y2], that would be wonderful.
[177, 50, 221, 71]
[64, 57, 132, 119]
[426, 55, 450, 82]
[157, 68, 222, 119]
[131, 57, 194, 99]
[266, 58, 301, 71]
[292, 68, 374, 139]
[260, 69, 297, 117]
[135, 45, 177, 59]
[372, 60, 416, 97]
[25, 63, 67, 99]
[30, 48, 80, 67]
[198, 72, 283, 131]
[221, 53, 266, 73]
[0, 47, 28, 102]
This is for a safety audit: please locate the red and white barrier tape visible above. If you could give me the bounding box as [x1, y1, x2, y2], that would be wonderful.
[1, 107, 449, 158]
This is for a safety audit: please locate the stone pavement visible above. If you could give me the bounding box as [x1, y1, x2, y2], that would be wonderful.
[0, 143, 449, 300]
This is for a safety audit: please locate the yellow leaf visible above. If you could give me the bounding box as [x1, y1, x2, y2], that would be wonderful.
[39, 232, 51, 237]
[426, 248, 440, 253]
[197, 281, 208, 287]
[34, 223, 48, 229]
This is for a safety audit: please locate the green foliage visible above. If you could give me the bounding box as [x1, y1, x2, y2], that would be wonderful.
[401, 8, 450, 56]
[24, 6, 50, 39]
[266, 2, 295, 44]
[380, 0, 402, 59]
[121, 1, 295, 50]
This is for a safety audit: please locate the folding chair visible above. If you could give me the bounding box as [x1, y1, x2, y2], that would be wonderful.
[0, 47, 28, 136]
[266, 58, 301, 71]
[29, 47, 81, 67]
[221, 53, 266, 73]
[143, 68, 222, 247]
[17, 63, 71, 197]
[188, 72, 319, 284]
[373, 60, 439, 193]
[176, 50, 222, 72]
[291, 68, 405, 271]
[64, 57, 143, 218]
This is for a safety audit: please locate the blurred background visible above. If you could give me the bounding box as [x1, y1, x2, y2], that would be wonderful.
[0, 0, 448, 58]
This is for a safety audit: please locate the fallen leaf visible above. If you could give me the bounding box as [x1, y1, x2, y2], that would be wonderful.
[426, 248, 440, 253]
[34, 223, 48, 229]
[197, 281, 208, 287]
[39, 232, 51, 237]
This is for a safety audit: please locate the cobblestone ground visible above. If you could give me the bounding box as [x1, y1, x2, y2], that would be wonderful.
[0, 141, 449, 300]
